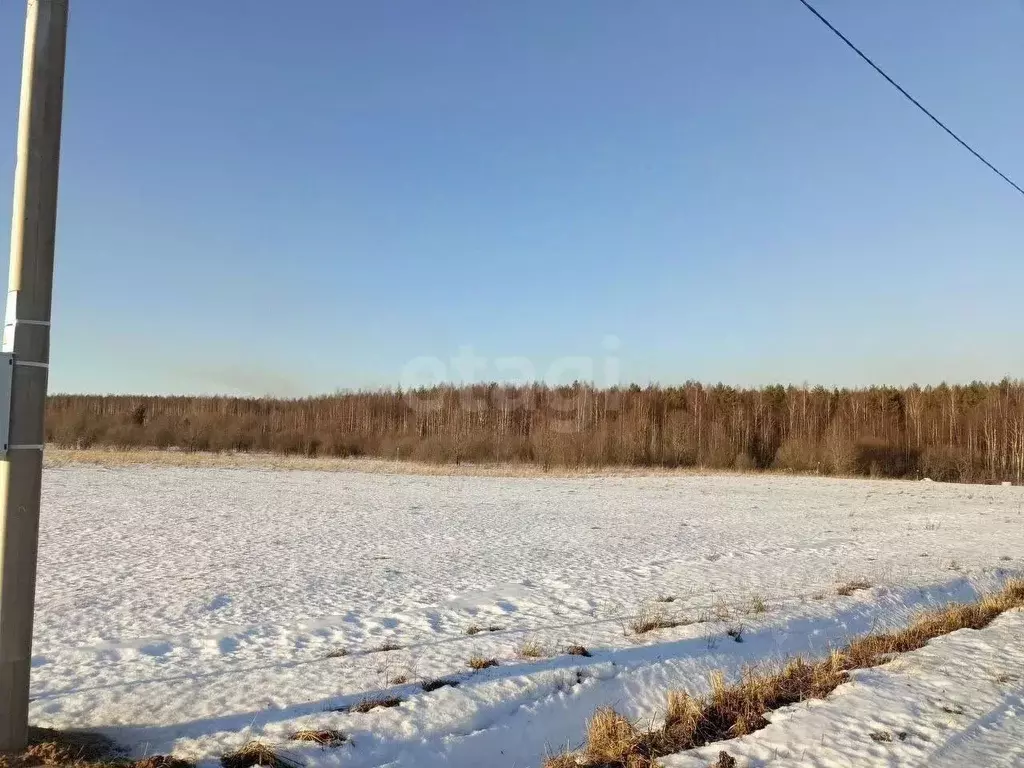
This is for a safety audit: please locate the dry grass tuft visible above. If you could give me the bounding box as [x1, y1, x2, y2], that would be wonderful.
[711, 599, 733, 623]
[288, 729, 347, 747]
[565, 644, 593, 657]
[465, 624, 502, 636]
[421, 678, 460, 692]
[134, 759, 195, 768]
[580, 709, 649, 767]
[23, 728, 119, 765]
[468, 656, 499, 670]
[629, 605, 689, 635]
[747, 594, 768, 615]
[0, 727, 194, 768]
[516, 639, 548, 659]
[220, 741, 300, 768]
[323, 648, 349, 659]
[0, 728, 126, 768]
[836, 579, 872, 597]
[544, 579, 1024, 768]
[542, 755, 582, 768]
[663, 690, 702, 744]
[368, 640, 402, 653]
[348, 695, 404, 714]
[712, 751, 737, 768]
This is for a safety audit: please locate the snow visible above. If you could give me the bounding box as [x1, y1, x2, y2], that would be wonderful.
[664, 609, 1024, 767]
[30, 466, 1024, 766]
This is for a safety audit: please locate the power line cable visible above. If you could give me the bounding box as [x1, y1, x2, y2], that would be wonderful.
[794, 0, 1024, 199]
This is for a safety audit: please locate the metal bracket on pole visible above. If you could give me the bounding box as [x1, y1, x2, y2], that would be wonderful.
[0, 354, 12, 456]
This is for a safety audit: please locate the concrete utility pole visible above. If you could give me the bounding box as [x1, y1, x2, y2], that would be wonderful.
[0, 0, 69, 751]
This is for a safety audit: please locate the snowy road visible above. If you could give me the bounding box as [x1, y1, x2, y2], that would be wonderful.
[30, 466, 1024, 766]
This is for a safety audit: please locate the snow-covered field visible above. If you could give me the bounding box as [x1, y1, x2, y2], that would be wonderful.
[31, 465, 1024, 766]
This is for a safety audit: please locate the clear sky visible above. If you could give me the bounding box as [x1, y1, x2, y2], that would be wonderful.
[1, 1, 1022, 396]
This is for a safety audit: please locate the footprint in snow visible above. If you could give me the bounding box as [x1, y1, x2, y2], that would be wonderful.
[425, 611, 443, 632]
[207, 594, 232, 612]
[139, 641, 174, 658]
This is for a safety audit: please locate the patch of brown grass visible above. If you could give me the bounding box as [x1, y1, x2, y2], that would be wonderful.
[565, 644, 592, 657]
[465, 624, 502, 636]
[836, 579, 872, 597]
[0, 728, 192, 768]
[579, 709, 651, 767]
[288, 729, 347, 747]
[18, 728, 119, 766]
[323, 648, 349, 659]
[368, 640, 402, 653]
[220, 742, 300, 768]
[516, 639, 548, 659]
[544, 579, 1024, 768]
[347, 695, 404, 714]
[711, 599, 733, 623]
[421, 678, 460, 692]
[542, 755, 582, 768]
[628, 605, 689, 635]
[134, 759, 194, 768]
[747, 594, 768, 615]
[468, 656, 499, 670]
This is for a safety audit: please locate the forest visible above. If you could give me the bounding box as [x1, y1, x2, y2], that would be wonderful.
[46, 380, 1024, 483]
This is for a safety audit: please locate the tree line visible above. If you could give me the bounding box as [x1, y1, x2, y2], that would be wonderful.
[46, 380, 1024, 483]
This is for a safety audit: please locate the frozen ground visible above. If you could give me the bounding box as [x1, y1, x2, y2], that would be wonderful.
[30, 466, 1024, 766]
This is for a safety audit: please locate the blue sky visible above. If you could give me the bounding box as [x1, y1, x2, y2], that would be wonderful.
[1, 1, 1022, 396]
